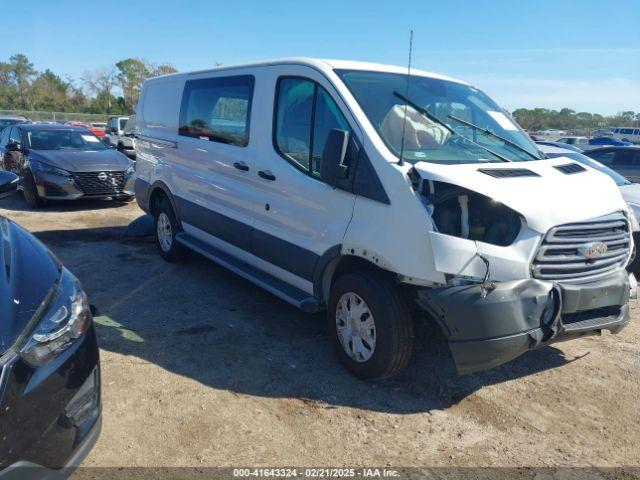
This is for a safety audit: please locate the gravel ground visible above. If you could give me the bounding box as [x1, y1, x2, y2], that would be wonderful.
[2, 195, 639, 473]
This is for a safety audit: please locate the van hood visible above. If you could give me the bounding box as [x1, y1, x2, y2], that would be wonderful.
[30, 149, 132, 173]
[0, 217, 59, 355]
[413, 156, 629, 233]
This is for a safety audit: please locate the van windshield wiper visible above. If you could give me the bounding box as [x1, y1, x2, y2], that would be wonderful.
[392, 91, 511, 162]
[393, 91, 454, 134]
[447, 113, 540, 160]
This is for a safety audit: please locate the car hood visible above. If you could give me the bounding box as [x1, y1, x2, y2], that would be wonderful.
[0, 217, 59, 355]
[30, 149, 132, 172]
[413, 156, 629, 234]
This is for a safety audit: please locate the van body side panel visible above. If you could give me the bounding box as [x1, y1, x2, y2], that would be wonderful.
[249, 65, 358, 282]
[171, 70, 258, 246]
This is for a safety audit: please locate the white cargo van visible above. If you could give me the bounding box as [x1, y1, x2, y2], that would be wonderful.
[134, 58, 635, 379]
[612, 127, 640, 144]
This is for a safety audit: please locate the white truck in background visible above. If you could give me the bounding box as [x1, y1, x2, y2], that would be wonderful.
[104, 115, 136, 158]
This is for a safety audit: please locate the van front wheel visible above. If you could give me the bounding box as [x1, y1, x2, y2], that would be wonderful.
[328, 271, 414, 380]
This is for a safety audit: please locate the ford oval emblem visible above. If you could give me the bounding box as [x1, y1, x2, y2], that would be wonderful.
[97, 172, 108, 181]
[578, 241, 608, 259]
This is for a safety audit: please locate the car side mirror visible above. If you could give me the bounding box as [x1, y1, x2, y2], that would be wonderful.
[5, 142, 21, 152]
[320, 129, 350, 186]
[0, 171, 19, 199]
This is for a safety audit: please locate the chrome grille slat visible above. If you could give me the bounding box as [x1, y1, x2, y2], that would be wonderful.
[532, 213, 631, 282]
[546, 232, 628, 244]
[536, 248, 627, 263]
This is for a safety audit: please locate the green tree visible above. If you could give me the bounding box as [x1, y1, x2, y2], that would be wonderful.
[115, 58, 150, 112]
[9, 54, 36, 109]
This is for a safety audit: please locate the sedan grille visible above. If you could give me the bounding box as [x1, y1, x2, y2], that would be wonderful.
[532, 213, 631, 282]
[72, 171, 126, 196]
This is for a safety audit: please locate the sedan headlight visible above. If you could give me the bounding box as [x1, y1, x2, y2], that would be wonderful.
[21, 268, 91, 366]
[32, 161, 71, 177]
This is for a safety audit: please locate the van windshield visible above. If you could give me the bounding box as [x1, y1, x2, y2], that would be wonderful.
[336, 69, 543, 164]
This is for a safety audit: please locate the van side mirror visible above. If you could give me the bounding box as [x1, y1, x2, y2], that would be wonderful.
[320, 129, 350, 186]
[0, 171, 19, 199]
[5, 142, 21, 152]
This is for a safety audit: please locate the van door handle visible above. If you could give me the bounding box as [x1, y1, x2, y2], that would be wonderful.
[258, 170, 276, 181]
[233, 161, 249, 171]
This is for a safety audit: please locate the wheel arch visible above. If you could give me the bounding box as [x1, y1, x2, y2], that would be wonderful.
[149, 181, 180, 223]
[315, 251, 396, 303]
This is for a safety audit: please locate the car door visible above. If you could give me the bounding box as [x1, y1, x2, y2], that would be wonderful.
[171, 72, 257, 253]
[249, 66, 358, 294]
[610, 149, 640, 183]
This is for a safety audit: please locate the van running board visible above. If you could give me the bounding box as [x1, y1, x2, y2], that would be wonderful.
[175, 232, 321, 313]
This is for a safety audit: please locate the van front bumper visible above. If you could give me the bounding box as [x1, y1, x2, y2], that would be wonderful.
[416, 269, 632, 374]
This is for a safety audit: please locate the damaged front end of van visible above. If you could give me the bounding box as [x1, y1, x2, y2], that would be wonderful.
[410, 160, 636, 374]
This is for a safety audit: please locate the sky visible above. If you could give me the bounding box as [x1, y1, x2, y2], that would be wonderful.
[1, 0, 638, 114]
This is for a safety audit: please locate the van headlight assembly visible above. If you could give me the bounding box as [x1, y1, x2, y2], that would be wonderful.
[21, 268, 91, 366]
[627, 202, 640, 230]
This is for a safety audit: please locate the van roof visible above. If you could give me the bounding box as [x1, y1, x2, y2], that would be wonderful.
[146, 57, 469, 86]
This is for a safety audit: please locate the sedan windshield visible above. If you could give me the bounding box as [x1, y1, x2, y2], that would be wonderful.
[0, 119, 22, 129]
[27, 129, 107, 151]
[336, 69, 543, 164]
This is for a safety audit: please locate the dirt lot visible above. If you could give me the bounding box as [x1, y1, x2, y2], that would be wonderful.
[2, 195, 640, 471]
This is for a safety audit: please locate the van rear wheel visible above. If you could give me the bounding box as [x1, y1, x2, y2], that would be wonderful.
[328, 271, 414, 380]
[154, 199, 186, 262]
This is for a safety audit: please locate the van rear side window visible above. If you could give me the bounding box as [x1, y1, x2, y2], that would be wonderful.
[179, 75, 254, 147]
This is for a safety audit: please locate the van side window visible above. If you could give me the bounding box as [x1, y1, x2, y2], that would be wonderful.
[275, 77, 349, 177]
[179, 75, 254, 147]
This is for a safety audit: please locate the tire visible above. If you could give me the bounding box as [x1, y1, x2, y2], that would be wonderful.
[23, 172, 45, 209]
[153, 198, 186, 262]
[327, 271, 414, 380]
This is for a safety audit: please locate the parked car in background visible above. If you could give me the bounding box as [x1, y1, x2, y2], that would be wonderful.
[586, 146, 640, 183]
[581, 137, 634, 151]
[0, 171, 101, 478]
[539, 143, 640, 274]
[536, 140, 583, 153]
[0, 115, 28, 131]
[104, 115, 136, 157]
[612, 127, 640, 144]
[64, 121, 105, 139]
[0, 124, 135, 208]
[87, 124, 106, 139]
[556, 136, 589, 147]
[134, 57, 634, 379]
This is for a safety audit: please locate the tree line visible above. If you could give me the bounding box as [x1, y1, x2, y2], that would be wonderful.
[511, 107, 640, 131]
[1, 53, 639, 130]
[0, 53, 176, 115]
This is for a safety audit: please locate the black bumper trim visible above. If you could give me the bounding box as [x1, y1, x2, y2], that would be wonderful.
[416, 269, 632, 375]
[0, 415, 101, 480]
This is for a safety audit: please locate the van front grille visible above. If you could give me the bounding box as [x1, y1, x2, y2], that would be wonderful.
[532, 213, 631, 282]
[72, 171, 126, 196]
